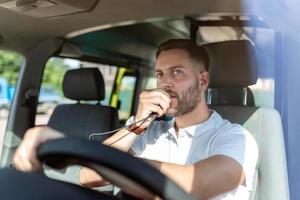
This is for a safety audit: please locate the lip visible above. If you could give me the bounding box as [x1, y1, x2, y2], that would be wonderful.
[168, 93, 177, 98]
[165, 91, 178, 99]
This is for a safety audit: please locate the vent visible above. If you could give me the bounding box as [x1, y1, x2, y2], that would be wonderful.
[0, 0, 100, 19]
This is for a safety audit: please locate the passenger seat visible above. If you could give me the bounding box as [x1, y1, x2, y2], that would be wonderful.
[202, 40, 290, 200]
[45, 68, 119, 186]
[48, 67, 119, 141]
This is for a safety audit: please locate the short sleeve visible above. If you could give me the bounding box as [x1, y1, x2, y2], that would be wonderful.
[211, 124, 258, 188]
[129, 120, 164, 157]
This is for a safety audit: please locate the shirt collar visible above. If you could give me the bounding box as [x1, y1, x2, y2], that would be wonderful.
[181, 110, 222, 137]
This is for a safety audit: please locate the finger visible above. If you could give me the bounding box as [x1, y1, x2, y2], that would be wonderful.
[13, 154, 23, 171]
[149, 100, 170, 114]
[14, 154, 33, 172]
[20, 156, 34, 171]
[27, 153, 42, 171]
[143, 97, 169, 114]
[155, 98, 169, 114]
[13, 126, 64, 172]
[17, 145, 41, 171]
[156, 89, 171, 101]
[142, 89, 170, 104]
[13, 146, 27, 171]
[146, 104, 164, 117]
[136, 104, 164, 126]
[24, 139, 41, 168]
[14, 140, 40, 171]
[137, 90, 169, 121]
[150, 90, 171, 103]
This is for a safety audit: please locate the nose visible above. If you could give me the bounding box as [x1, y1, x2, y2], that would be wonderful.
[157, 75, 173, 90]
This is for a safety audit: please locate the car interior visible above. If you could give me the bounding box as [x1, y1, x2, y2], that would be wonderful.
[0, 0, 297, 199]
[48, 67, 119, 140]
[203, 40, 289, 200]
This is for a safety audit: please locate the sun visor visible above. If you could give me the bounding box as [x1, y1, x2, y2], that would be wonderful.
[0, 0, 99, 19]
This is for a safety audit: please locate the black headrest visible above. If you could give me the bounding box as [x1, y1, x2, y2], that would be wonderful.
[63, 68, 105, 101]
[202, 40, 258, 88]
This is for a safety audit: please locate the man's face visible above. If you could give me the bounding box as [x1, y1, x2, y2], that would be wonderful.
[155, 49, 204, 116]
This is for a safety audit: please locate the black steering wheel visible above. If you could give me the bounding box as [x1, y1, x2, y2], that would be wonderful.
[0, 138, 196, 200]
[33, 138, 196, 200]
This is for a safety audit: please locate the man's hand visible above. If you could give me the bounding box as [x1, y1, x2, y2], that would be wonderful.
[13, 126, 64, 172]
[135, 89, 170, 128]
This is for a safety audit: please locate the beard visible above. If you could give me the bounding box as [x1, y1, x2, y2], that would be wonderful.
[166, 78, 202, 116]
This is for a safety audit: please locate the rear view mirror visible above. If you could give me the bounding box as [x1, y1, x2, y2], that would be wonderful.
[59, 42, 82, 58]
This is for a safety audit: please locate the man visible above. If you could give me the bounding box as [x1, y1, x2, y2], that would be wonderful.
[13, 39, 258, 200]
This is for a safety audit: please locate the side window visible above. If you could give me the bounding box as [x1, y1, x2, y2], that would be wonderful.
[36, 57, 118, 126]
[143, 76, 156, 90]
[118, 75, 137, 120]
[0, 50, 22, 155]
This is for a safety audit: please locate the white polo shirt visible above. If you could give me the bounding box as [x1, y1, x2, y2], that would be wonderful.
[130, 111, 258, 200]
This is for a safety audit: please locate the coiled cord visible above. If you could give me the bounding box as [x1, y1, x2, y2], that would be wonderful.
[88, 113, 157, 144]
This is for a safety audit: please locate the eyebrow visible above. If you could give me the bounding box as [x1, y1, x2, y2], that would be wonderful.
[155, 65, 184, 73]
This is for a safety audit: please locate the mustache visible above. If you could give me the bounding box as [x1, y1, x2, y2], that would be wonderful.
[164, 89, 179, 99]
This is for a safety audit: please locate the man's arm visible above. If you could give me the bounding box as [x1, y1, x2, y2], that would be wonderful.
[145, 155, 244, 200]
[13, 127, 65, 171]
[94, 88, 170, 152]
[14, 89, 171, 186]
[79, 128, 139, 186]
[80, 154, 244, 199]
[79, 89, 170, 186]
[102, 128, 139, 152]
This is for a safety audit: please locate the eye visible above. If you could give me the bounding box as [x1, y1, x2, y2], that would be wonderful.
[173, 69, 183, 76]
[155, 72, 162, 79]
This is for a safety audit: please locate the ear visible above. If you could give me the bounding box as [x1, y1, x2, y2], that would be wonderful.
[199, 71, 209, 90]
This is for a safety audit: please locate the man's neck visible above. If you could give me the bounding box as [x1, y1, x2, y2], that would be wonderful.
[174, 101, 211, 133]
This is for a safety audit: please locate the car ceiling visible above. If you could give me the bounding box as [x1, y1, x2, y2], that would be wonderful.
[0, 0, 245, 57]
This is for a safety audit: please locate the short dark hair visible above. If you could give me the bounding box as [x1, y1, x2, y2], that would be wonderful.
[156, 39, 209, 71]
